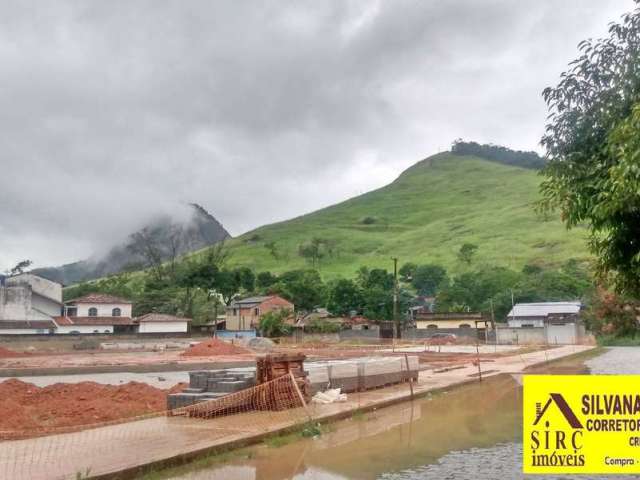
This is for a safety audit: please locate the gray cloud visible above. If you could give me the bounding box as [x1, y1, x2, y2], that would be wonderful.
[0, 0, 634, 270]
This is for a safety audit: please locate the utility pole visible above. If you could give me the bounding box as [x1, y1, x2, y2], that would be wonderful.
[392, 257, 400, 339]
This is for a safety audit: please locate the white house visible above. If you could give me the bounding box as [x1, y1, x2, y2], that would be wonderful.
[505, 301, 583, 344]
[57, 293, 136, 334]
[136, 313, 191, 333]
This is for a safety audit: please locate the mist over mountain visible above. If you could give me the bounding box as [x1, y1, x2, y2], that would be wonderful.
[34, 203, 230, 285]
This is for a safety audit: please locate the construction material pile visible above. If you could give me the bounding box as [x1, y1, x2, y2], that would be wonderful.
[306, 356, 419, 393]
[170, 353, 309, 413]
[181, 338, 251, 357]
[0, 379, 185, 434]
[168, 369, 256, 409]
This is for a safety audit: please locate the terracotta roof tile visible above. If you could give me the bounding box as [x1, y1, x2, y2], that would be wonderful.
[66, 293, 132, 305]
[136, 313, 192, 323]
[55, 316, 135, 326]
[0, 320, 56, 330]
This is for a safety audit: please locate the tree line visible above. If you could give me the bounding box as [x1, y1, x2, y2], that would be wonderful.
[64, 239, 593, 329]
[451, 139, 545, 170]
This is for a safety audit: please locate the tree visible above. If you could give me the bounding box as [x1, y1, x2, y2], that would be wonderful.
[539, 7, 640, 295]
[298, 238, 324, 267]
[177, 251, 225, 330]
[273, 269, 325, 311]
[357, 267, 394, 291]
[9, 260, 32, 275]
[306, 318, 342, 334]
[457, 243, 478, 265]
[326, 278, 362, 316]
[259, 309, 292, 337]
[452, 139, 544, 169]
[215, 269, 241, 305]
[127, 227, 166, 281]
[264, 241, 280, 260]
[398, 263, 417, 282]
[235, 267, 255, 293]
[411, 264, 448, 296]
[436, 266, 520, 317]
[256, 271, 277, 289]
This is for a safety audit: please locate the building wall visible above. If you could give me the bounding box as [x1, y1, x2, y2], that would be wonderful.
[225, 306, 256, 330]
[415, 319, 477, 329]
[56, 325, 114, 334]
[404, 327, 479, 339]
[0, 286, 30, 320]
[0, 328, 52, 335]
[226, 297, 294, 331]
[0, 286, 58, 321]
[496, 327, 547, 345]
[74, 303, 132, 317]
[507, 318, 545, 328]
[31, 294, 62, 317]
[139, 321, 188, 333]
[6, 274, 62, 304]
[216, 329, 257, 340]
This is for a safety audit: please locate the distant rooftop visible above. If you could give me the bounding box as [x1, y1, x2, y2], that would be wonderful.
[507, 301, 582, 318]
[66, 293, 132, 305]
[230, 296, 273, 306]
[136, 313, 192, 323]
[54, 316, 135, 326]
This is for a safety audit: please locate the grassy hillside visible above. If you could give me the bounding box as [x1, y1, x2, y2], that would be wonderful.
[220, 153, 589, 278]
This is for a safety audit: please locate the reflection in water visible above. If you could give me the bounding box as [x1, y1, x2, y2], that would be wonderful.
[168, 374, 523, 480]
[166, 349, 625, 480]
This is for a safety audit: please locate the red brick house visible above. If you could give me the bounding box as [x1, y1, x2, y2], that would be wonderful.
[225, 295, 293, 331]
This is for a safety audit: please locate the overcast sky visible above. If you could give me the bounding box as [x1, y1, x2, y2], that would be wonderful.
[0, 0, 634, 271]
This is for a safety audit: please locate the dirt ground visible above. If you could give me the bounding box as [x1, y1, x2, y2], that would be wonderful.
[0, 337, 548, 437]
[0, 379, 186, 436]
[0, 337, 545, 374]
[0, 349, 257, 371]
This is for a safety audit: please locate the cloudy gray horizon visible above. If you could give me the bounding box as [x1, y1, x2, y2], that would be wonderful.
[0, 0, 634, 272]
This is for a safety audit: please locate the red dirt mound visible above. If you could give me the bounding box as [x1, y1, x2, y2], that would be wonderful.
[0, 379, 181, 433]
[181, 337, 251, 357]
[0, 346, 27, 358]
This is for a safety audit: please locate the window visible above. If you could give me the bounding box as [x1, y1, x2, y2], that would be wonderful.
[88, 307, 98, 317]
[459, 324, 471, 329]
[427, 324, 438, 329]
[254, 307, 260, 316]
[93, 330, 99, 334]
[112, 308, 121, 317]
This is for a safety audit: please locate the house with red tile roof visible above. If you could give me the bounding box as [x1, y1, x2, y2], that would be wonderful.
[136, 313, 191, 333]
[58, 293, 136, 334]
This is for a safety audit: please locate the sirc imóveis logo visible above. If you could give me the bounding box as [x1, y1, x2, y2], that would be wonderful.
[528, 392, 585, 469]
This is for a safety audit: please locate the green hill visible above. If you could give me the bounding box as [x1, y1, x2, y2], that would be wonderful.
[222, 152, 589, 277]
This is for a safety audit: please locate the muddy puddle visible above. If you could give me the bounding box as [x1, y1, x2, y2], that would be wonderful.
[152, 348, 633, 480]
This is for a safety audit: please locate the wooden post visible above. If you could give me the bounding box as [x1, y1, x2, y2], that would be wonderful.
[289, 371, 312, 419]
[475, 343, 482, 382]
[404, 354, 414, 399]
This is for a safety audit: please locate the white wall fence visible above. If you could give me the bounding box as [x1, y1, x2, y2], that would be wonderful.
[496, 324, 590, 345]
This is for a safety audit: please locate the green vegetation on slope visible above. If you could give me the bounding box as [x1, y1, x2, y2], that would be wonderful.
[222, 153, 589, 278]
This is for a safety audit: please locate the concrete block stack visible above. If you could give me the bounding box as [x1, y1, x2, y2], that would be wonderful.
[306, 356, 419, 394]
[167, 369, 256, 410]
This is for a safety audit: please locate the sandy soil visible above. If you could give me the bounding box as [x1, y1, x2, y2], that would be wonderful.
[0, 379, 186, 435]
[0, 349, 256, 370]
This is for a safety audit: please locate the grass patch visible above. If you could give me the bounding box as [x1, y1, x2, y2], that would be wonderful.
[596, 335, 640, 346]
[351, 410, 365, 421]
[219, 153, 589, 278]
[137, 447, 253, 480]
